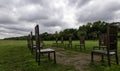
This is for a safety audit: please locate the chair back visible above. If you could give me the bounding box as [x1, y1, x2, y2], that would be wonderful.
[55, 38, 58, 43]
[69, 37, 72, 44]
[30, 31, 34, 48]
[80, 36, 85, 44]
[27, 34, 31, 49]
[61, 37, 64, 44]
[99, 34, 107, 47]
[107, 25, 118, 51]
[35, 25, 40, 51]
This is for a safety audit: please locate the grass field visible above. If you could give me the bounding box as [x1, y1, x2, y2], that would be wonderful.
[0, 40, 120, 71]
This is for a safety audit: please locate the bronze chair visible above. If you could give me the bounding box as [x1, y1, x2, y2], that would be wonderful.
[75, 36, 85, 50]
[54, 37, 64, 48]
[93, 34, 107, 50]
[52, 38, 58, 47]
[61, 37, 64, 44]
[65, 37, 72, 48]
[56, 37, 64, 48]
[35, 25, 56, 65]
[29, 31, 37, 54]
[40, 38, 45, 47]
[91, 25, 119, 66]
[60, 37, 64, 47]
[27, 34, 31, 49]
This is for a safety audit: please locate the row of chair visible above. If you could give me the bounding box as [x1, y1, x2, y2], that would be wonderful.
[52, 25, 119, 66]
[27, 24, 119, 66]
[27, 25, 56, 65]
[52, 36, 85, 50]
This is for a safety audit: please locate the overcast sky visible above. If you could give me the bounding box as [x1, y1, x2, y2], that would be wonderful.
[0, 0, 120, 39]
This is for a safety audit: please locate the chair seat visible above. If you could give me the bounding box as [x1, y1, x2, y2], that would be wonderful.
[33, 45, 43, 48]
[33, 45, 36, 48]
[92, 50, 115, 55]
[80, 44, 85, 45]
[66, 43, 72, 45]
[37, 48, 55, 53]
[93, 46, 106, 50]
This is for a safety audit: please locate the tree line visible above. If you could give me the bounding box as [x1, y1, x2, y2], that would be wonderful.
[4, 21, 120, 40]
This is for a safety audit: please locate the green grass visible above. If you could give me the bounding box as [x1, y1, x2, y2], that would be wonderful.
[0, 40, 120, 71]
[0, 40, 77, 71]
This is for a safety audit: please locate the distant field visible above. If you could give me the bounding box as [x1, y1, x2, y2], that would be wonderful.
[0, 40, 120, 71]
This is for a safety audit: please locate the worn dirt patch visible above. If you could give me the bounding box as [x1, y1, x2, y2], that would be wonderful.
[53, 48, 100, 71]
[56, 52, 90, 70]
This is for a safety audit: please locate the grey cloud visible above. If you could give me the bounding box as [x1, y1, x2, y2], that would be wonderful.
[0, 23, 33, 35]
[23, 0, 49, 5]
[77, 0, 91, 7]
[39, 24, 62, 34]
[77, 0, 120, 23]
[68, 0, 91, 8]
[17, 3, 58, 22]
[105, 2, 120, 12]
[0, 0, 120, 39]
[19, 8, 50, 22]
[40, 19, 65, 27]
[0, 27, 26, 36]
[78, 10, 114, 22]
[0, 15, 17, 24]
[18, 0, 52, 9]
[0, 29, 27, 35]
[0, 8, 18, 24]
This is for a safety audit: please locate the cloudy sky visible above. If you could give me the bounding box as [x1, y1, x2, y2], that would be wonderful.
[0, 0, 120, 39]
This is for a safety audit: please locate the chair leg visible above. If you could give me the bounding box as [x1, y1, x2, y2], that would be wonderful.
[31, 48, 34, 54]
[101, 55, 104, 62]
[65, 44, 66, 48]
[38, 53, 40, 65]
[84, 45, 85, 50]
[57, 43, 58, 48]
[36, 51, 38, 62]
[80, 45, 81, 50]
[68, 44, 70, 48]
[91, 52, 94, 63]
[71, 44, 72, 48]
[115, 53, 119, 65]
[75, 45, 76, 49]
[48, 52, 50, 61]
[53, 52, 56, 63]
[66, 44, 67, 48]
[107, 55, 111, 66]
[70, 44, 71, 48]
